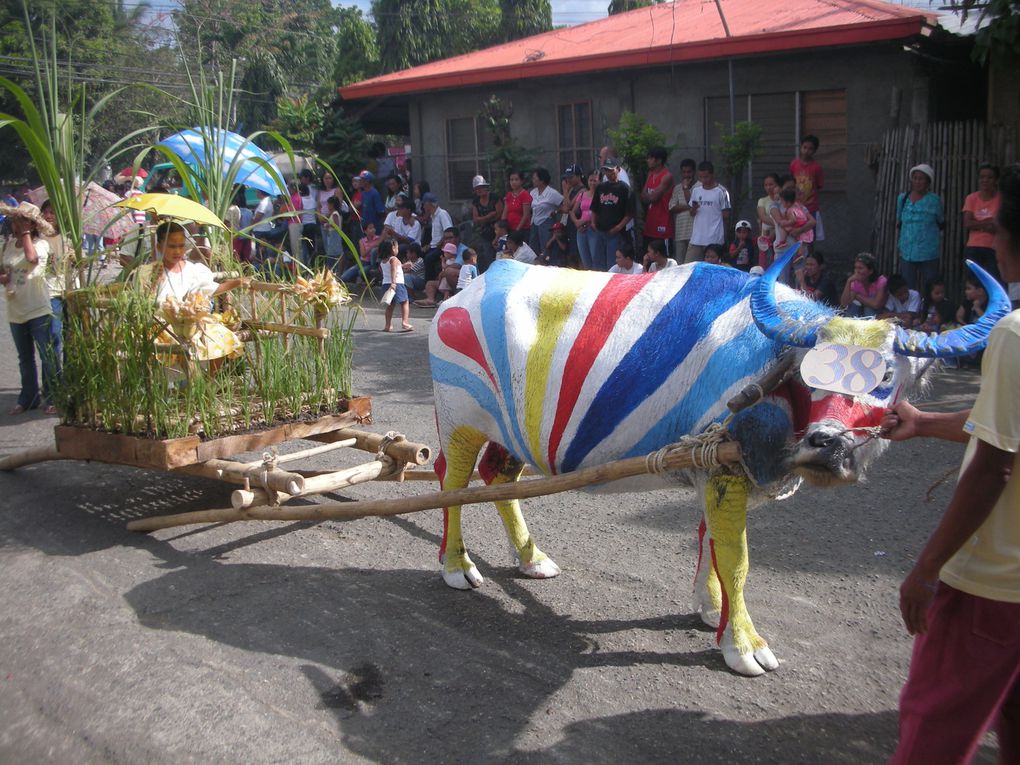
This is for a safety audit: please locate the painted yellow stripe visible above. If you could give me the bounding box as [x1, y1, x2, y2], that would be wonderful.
[523, 270, 586, 473]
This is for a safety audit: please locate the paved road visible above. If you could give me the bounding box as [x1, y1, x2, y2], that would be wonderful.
[0, 289, 998, 763]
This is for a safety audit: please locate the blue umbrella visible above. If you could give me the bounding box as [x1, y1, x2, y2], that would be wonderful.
[157, 128, 287, 197]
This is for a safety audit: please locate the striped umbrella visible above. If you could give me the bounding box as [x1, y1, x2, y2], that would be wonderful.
[157, 128, 287, 197]
[29, 182, 138, 240]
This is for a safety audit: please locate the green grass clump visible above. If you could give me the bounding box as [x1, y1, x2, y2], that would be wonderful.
[55, 281, 355, 441]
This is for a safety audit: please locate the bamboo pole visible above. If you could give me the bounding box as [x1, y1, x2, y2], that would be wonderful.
[176, 458, 306, 494]
[242, 320, 328, 339]
[237, 438, 357, 467]
[308, 428, 431, 466]
[231, 457, 395, 509]
[0, 447, 68, 471]
[126, 441, 743, 532]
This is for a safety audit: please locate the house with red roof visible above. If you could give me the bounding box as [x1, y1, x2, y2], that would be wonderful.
[340, 0, 981, 260]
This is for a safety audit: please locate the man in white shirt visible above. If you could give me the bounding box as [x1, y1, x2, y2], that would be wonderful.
[506, 230, 537, 264]
[687, 161, 731, 262]
[528, 167, 564, 256]
[382, 199, 421, 246]
[422, 192, 454, 280]
[250, 189, 287, 260]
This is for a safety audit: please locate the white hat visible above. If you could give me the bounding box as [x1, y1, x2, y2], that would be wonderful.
[749, 266, 765, 277]
[471, 175, 489, 188]
[735, 219, 752, 230]
[909, 164, 935, 184]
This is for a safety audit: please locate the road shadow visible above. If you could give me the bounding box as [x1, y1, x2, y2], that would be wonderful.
[123, 552, 1004, 763]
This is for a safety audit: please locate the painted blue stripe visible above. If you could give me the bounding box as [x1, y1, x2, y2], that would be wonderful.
[625, 322, 782, 458]
[430, 355, 516, 451]
[561, 265, 754, 472]
[476, 260, 536, 466]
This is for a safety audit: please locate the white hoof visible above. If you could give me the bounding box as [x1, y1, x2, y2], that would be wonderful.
[754, 645, 779, 672]
[442, 566, 484, 590]
[722, 643, 766, 677]
[517, 557, 561, 579]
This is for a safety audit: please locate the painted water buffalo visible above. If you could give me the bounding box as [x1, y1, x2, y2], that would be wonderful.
[428, 246, 1010, 675]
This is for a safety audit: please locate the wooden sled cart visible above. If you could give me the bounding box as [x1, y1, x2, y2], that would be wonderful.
[0, 272, 756, 532]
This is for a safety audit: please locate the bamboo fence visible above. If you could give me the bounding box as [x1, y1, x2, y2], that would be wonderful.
[871, 120, 1019, 300]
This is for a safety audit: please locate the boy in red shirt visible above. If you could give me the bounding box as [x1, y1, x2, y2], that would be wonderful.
[790, 134, 824, 245]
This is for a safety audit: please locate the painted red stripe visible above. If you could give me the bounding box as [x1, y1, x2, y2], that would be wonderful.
[709, 539, 730, 646]
[809, 394, 887, 432]
[546, 275, 649, 472]
[436, 307, 498, 390]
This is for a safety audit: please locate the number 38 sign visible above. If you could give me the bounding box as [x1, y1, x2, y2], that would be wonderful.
[800, 342, 888, 396]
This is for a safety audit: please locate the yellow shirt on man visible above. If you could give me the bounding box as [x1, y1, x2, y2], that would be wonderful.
[940, 310, 1020, 602]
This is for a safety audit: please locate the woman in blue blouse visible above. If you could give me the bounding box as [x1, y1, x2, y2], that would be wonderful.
[896, 163, 945, 292]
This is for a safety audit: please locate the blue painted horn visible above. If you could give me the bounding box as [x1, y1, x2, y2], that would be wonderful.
[750, 242, 831, 348]
[893, 260, 1011, 357]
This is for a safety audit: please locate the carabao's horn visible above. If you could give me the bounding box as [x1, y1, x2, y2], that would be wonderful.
[751, 242, 830, 348]
[893, 260, 1011, 357]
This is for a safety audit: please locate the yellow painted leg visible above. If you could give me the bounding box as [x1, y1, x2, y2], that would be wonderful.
[439, 426, 487, 590]
[482, 449, 560, 580]
[703, 474, 779, 676]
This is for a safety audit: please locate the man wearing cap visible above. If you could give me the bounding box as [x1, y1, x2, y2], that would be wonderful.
[730, 220, 754, 270]
[590, 158, 634, 272]
[382, 199, 422, 247]
[358, 171, 386, 235]
[896, 163, 945, 293]
[642, 147, 674, 253]
[560, 164, 585, 267]
[421, 192, 454, 281]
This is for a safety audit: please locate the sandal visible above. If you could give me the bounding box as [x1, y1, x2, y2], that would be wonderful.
[44, 405, 58, 416]
[7, 405, 26, 415]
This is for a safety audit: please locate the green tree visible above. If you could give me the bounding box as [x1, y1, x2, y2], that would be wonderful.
[333, 7, 379, 86]
[947, 0, 1020, 65]
[479, 95, 537, 195]
[316, 100, 370, 182]
[372, 0, 447, 74]
[372, 0, 500, 74]
[715, 120, 764, 200]
[500, 0, 552, 42]
[236, 49, 286, 140]
[608, 0, 659, 14]
[174, 0, 343, 125]
[0, 0, 157, 177]
[607, 111, 671, 194]
[272, 94, 324, 152]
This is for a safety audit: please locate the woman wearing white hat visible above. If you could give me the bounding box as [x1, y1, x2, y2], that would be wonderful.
[896, 163, 945, 292]
[470, 175, 502, 272]
[0, 201, 58, 415]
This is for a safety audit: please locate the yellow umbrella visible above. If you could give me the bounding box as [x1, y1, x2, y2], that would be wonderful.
[114, 193, 227, 230]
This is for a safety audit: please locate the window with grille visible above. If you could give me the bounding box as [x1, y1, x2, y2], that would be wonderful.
[556, 101, 595, 176]
[705, 89, 848, 193]
[446, 116, 492, 201]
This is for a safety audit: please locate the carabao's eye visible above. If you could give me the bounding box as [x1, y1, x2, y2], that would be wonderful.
[881, 367, 894, 384]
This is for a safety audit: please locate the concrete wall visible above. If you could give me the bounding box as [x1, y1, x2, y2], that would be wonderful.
[407, 42, 931, 269]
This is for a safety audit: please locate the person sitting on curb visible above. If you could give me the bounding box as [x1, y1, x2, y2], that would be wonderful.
[505, 229, 538, 265]
[414, 242, 459, 308]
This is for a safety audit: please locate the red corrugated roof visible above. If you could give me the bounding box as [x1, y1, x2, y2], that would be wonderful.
[340, 0, 936, 101]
